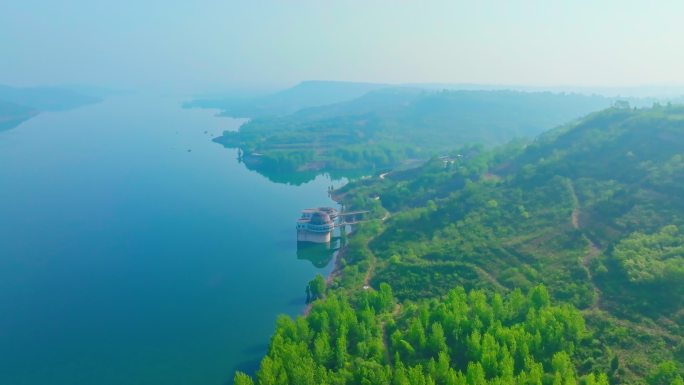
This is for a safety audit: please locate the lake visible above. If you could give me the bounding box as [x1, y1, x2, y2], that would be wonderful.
[0, 94, 342, 385]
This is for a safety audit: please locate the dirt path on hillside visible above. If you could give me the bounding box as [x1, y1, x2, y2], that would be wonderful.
[568, 181, 602, 309]
[381, 303, 402, 365]
[362, 210, 391, 287]
[473, 265, 508, 292]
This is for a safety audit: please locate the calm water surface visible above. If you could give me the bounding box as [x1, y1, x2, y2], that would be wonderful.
[0, 94, 340, 385]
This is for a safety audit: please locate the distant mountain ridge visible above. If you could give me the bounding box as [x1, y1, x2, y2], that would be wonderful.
[184, 80, 390, 117]
[191, 80, 684, 183]
[404, 82, 684, 98]
[186, 80, 684, 120]
[0, 85, 101, 131]
[286, 88, 618, 142]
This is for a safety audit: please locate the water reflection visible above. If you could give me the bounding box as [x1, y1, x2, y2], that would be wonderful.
[296, 236, 342, 268]
[230, 146, 371, 186]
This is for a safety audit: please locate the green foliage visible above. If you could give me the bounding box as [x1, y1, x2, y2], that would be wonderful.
[369, 169, 590, 306]
[214, 89, 613, 181]
[647, 361, 682, 385]
[306, 274, 327, 304]
[337, 105, 684, 383]
[612, 225, 684, 288]
[234, 104, 684, 385]
[234, 371, 255, 385]
[239, 285, 600, 385]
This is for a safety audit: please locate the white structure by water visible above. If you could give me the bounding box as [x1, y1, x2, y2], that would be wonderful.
[296, 207, 337, 243]
[296, 207, 369, 243]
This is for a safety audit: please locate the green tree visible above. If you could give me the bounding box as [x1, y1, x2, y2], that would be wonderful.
[648, 361, 680, 385]
[408, 318, 427, 352]
[313, 331, 332, 365]
[466, 362, 486, 385]
[427, 322, 448, 357]
[233, 371, 254, 385]
[306, 274, 326, 303]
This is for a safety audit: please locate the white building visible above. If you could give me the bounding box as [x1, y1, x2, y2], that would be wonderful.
[297, 207, 337, 243]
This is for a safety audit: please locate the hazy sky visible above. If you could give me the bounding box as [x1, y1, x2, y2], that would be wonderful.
[2, 0, 684, 92]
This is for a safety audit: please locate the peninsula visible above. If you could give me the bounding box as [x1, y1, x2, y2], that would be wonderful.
[206, 84, 623, 182]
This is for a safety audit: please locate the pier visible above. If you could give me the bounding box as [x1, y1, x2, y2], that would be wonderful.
[336, 210, 370, 226]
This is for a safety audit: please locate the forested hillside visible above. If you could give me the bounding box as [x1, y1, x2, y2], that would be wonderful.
[214, 89, 613, 183]
[234, 285, 609, 385]
[237, 104, 684, 385]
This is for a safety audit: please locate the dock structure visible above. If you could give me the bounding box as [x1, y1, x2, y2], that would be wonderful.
[296, 207, 369, 243]
[336, 210, 370, 226]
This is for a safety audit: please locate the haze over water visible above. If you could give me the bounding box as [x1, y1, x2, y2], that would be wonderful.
[0, 94, 340, 385]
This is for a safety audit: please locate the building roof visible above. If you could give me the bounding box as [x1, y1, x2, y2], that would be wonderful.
[309, 211, 332, 225]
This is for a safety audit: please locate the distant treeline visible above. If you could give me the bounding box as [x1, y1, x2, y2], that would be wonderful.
[211, 85, 623, 183]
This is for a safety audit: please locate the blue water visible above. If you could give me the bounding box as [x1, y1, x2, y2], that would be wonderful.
[0, 94, 340, 385]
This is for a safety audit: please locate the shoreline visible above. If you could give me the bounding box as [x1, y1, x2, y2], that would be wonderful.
[302, 243, 347, 316]
[303, 191, 348, 316]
